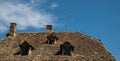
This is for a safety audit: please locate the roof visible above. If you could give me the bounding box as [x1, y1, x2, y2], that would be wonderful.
[0, 32, 115, 61]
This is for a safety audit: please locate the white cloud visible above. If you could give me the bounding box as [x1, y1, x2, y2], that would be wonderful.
[50, 3, 58, 9]
[0, 0, 55, 33]
[0, 24, 8, 32]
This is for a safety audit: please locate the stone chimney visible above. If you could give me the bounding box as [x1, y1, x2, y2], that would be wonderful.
[46, 25, 52, 33]
[9, 23, 16, 37]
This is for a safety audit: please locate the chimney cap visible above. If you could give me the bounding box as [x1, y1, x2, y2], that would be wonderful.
[46, 25, 52, 28]
[46, 25, 52, 26]
[10, 23, 16, 26]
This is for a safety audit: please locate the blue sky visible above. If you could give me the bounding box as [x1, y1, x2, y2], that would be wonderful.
[0, 0, 120, 60]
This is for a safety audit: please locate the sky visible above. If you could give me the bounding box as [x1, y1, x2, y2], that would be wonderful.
[0, 0, 120, 60]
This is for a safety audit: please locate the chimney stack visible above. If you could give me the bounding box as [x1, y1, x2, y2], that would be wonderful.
[46, 25, 52, 33]
[9, 23, 16, 37]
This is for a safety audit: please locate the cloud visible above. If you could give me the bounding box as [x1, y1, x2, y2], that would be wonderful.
[0, 24, 8, 32]
[0, 0, 56, 33]
[50, 3, 58, 9]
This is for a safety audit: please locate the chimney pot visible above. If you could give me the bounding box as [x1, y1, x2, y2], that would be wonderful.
[46, 25, 52, 33]
[9, 23, 16, 37]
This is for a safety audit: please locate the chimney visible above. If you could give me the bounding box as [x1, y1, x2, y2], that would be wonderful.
[9, 23, 16, 37]
[46, 25, 52, 33]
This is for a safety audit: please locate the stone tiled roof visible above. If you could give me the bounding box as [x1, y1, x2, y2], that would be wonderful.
[0, 32, 115, 61]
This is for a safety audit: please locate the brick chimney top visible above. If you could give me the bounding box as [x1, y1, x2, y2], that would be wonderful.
[9, 23, 17, 37]
[46, 25, 52, 33]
